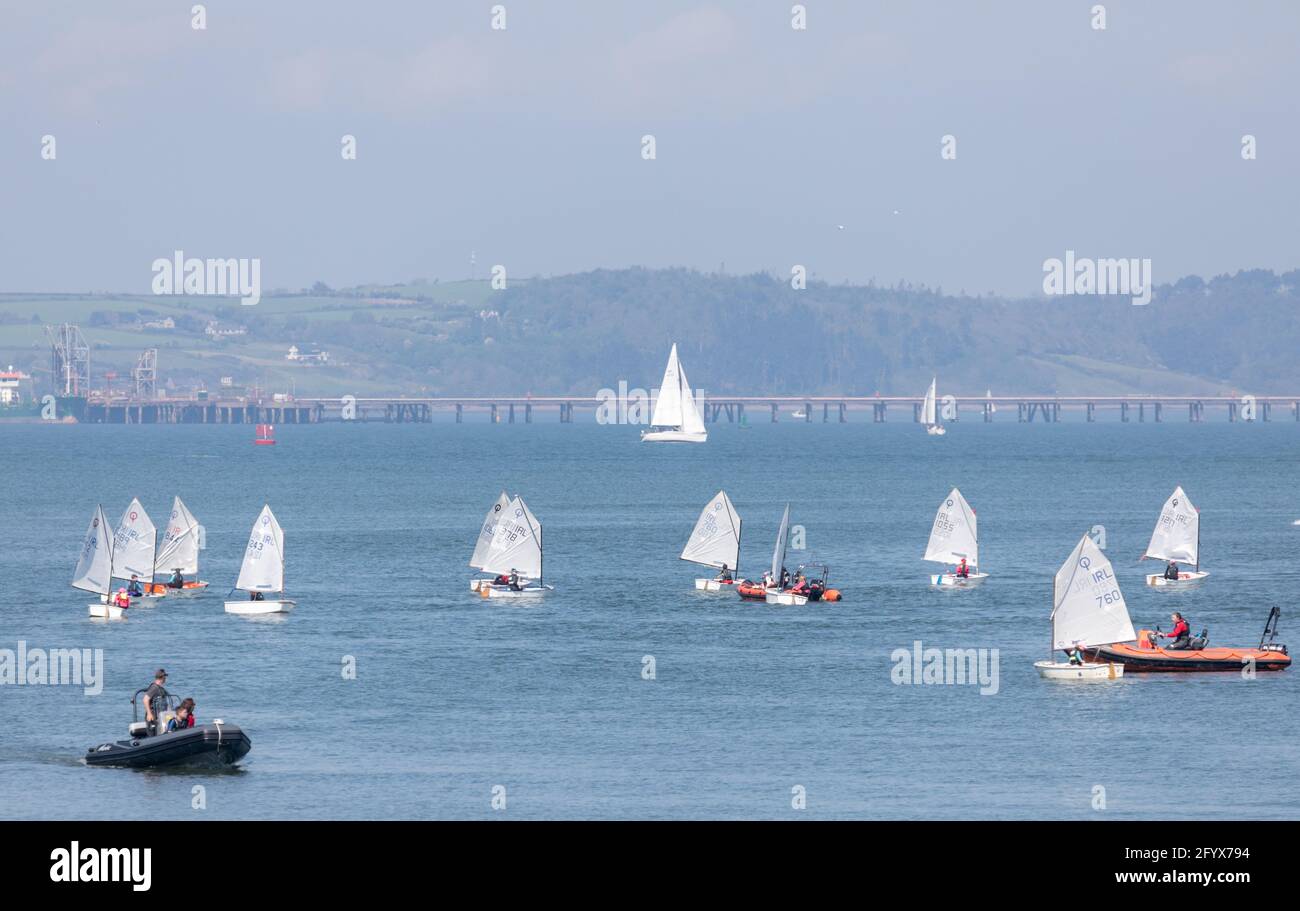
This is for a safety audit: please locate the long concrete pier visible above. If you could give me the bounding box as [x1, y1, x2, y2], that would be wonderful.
[74, 394, 1300, 424]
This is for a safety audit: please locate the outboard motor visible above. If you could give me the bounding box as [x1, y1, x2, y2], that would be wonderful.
[1260, 606, 1288, 654]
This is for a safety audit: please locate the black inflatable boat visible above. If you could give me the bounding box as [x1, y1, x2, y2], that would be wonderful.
[85, 689, 251, 769]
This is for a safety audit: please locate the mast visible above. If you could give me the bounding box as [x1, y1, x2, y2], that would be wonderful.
[1195, 509, 1200, 573]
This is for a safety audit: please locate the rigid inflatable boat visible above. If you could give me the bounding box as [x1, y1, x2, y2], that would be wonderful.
[84, 690, 251, 769]
[736, 580, 771, 601]
[1084, 608, 1290, 673]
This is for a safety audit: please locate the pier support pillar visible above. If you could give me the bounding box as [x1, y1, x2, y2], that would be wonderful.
[1086, 402, 1095, 423]
[525, 403, 532, 424]
[1154, 402, 1163, 423]
[873, 402, 886, 423]
[770, 403, 779, 423]
[839, 402, 847, 423]
[491, 404, 498, 424]
[1121, 402, 1130, 423]
[508, 404, 515, 424]
[1228, 402, 1237, 422]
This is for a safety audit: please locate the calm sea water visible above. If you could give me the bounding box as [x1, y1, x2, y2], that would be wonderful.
[1, 416, 1297, 819]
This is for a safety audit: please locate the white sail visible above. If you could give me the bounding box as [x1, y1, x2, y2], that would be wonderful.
[235, 505, 286, 593]
[770, 503, 790, 580]
[681, 491, 741, 570]
[111, 498, 156, 582]
[922, 378, 938, 425]
[924, 488, 978, 567]
[155, 496, 201, 576]
[1051, 534, 1136, 650]
[481, 496, 543, 580]
[470, 491, 511, 569]
[650, 344, 685, 428]
[72, 505, 114, 595]
[1144, 486, 1199, 564]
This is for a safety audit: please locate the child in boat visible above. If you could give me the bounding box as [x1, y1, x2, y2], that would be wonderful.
[127, 575, 144, 597]
[113, 588, 131, 610]
[508, 571, 523, 591]
[168, 569, 185, 589]
[956, 558, 970, 578]
[791, 573, 810, 595]
[166, 699, 196, 732]
[714, 564, 733, 582]
[1163, 561, 1179, 581]
[1067, 645, 1085, 666]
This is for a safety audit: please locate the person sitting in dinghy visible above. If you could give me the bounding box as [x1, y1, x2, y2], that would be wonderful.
[167, 569, 185, 589]
[714, 563, 733, 583]
[493, 573, 511, 586]
[791, 573, 810, 596]
[1163, 561, 1180, 581]
[249, 591, 264, 601]
[1160, 612, 1191, 650]
[113, 588, 131, 611]
[166, 699, 196, 732]
[507, 570, 523, 592]
[955, 557, 970, 579]
[127, 575, 144, 598]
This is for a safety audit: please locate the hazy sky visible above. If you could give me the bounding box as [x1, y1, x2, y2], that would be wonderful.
[2, 1, 1297, 296]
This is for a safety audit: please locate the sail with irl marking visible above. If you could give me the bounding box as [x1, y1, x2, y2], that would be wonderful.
[681, 491, 741, 571]
[1051, 534, 1135, 650]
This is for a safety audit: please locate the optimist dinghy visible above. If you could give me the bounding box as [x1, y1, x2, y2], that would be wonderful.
[925, 488, 988, 587]
[683, 491, 742, 591]
[85, 689, 250, 769]
[1034, 533, 1132, 681]
[149, 496, 209, 595]
[1142, 486, 1209, 586]
[74, 506, 122, 618]
[762, 505, 806, 605]
[641, 343, 707, 443]
[478, 496, 552, 600]
[105, 498, 165, 605]
[469, 491, 512, 591]
[224, 505, 295, 614]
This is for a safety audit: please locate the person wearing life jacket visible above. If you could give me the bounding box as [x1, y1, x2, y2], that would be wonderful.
[127, 575, 144, 597]
[493, 574, 511, 585]
[779, 568, 791, 590]
[144, 669, 169, 734]
[714, 563, 733, 583]
[166, 699, 196, 732]
[1163, 561, 1180, 581]
[955, 558, 970, 579]
[1067, 645, 1085, 666]
[168, 569, 185, 589]
[791, 573, 810, 595]
[114, 588, 131, 610]
[508, 570, 523, 592]
[1161, 611, 1191, 650]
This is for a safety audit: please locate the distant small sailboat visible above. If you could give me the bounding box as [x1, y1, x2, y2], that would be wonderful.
[925, 488, 988, 586]
[791, 409, 807, 419]
[150, 496, 208, 594]
[1143, 487, 1208, 586]
[224, 505, 295, 615]
[922, 377, 946, 435]
[75, 506, 120, 618]
[478, 496, 551, 599]
[754, 504, 812, 606]
[1034, 533, 1133, 681]
[986, 389, 997, 414]
[469, 491, 511, 592]
[683, 491, 742, 591]
[108, 498, 164, 604]
[641, 343, 707, 443]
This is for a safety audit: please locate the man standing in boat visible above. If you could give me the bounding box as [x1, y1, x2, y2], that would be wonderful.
[144, 669, 170, 735]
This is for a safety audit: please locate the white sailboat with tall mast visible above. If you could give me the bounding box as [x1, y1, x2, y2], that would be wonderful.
[925, 488, 988, 586]
[1143, 486, 1208, 586]
[479, 496, 551, 599]
[765, 504, 807, 605]
[108, 498, 164, 603]
[641, 343, 707, 443]
[922, 377, 946, 435]
[151, 496, 208, 594]
[224, 505, 295, 615]
[1035, 533, 1133, 680]
[469, 491, 511, 592]
[683, 490, 742, 591]
[75, 506, 120, 618]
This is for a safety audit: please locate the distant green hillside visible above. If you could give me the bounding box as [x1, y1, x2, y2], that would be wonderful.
[2, 267, 1297, 397]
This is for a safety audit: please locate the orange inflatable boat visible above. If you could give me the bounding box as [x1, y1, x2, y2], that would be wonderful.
[1083, 608, 1290, 672]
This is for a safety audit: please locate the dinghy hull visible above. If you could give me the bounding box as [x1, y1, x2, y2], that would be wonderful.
[1034, 660, 1123, 681]
[88, 603, 127, 619]
[224, 599, 295, 615]
[479, 584, 550, 600]
[85, 722, 251, 769]
[925, 425, 946, 436]
[695, 578, 739, 591]
[931, 572, 989, 587]
[1084, 640, 1290, 672]
[641, 430, 707, 443]
[145, 581, 209, 596]
[1145, 570, 1209, 587]
[765, 591, 809, 606]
